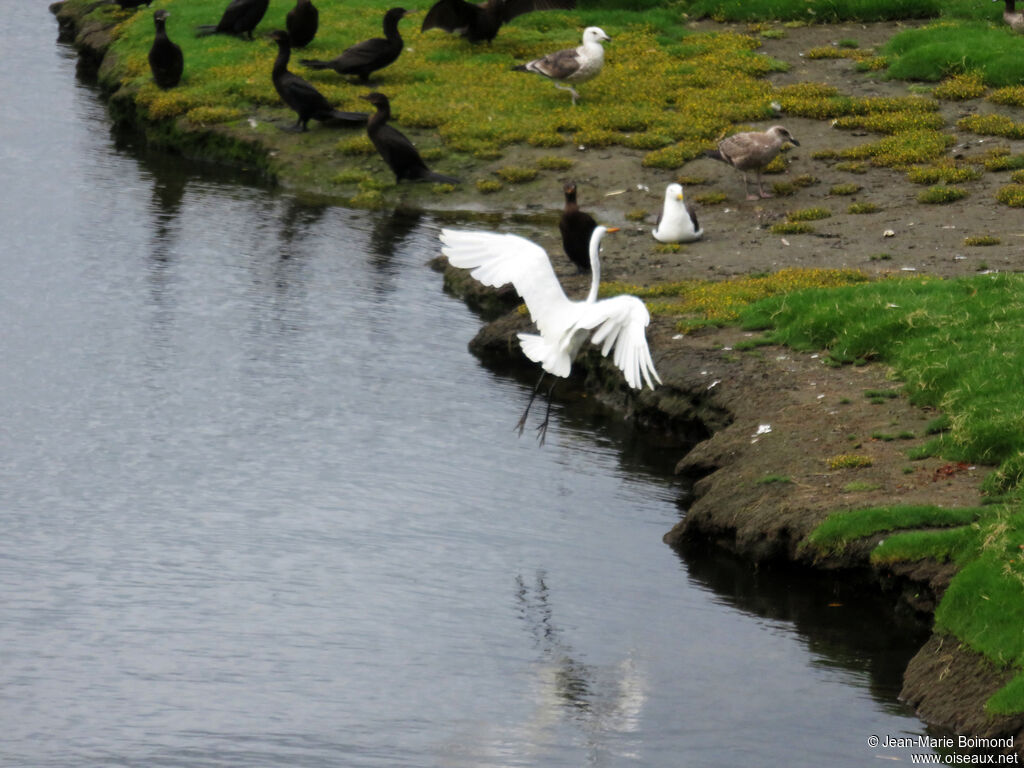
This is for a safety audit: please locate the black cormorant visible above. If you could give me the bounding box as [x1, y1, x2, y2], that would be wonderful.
[269, 30, 369, 132]
[148, 10, 184, 89]
[558, 182, 597, 273]
[421, 0, 575, 43]
[196, 0, 270, 39]
[109, 0, 153, 10]
[286, 0, 319, 48]
[361, 92, 460, 184]
[300, 8, 408, 83]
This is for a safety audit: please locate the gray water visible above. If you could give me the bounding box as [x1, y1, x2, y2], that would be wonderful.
[0, 5, 940, 766]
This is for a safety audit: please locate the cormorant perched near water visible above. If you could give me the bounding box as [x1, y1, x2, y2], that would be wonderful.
[300, 8, 409, 83]
[286, 0, 319, 48]
[148, 10, 183, 89]
[196, 0, 269, 39]
[559, 182, 596, 273]
[361, 92, 461, 184]
[421, 0, 575, 43]
[268, 30, 369, 132]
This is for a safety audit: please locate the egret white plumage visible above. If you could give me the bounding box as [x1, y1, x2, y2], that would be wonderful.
[440, 225, 660, 443]
[653, 183, 702, 243]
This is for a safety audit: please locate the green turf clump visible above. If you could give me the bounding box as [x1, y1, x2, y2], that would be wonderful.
[534, 155, 574, 171]
[996, 184, 1024, 207]
[770, 221, 814, 234]
[907, 161, 982, 185]
[883, 23, 1024, 88]
[840, 130, 954, 168]
[827, 454, 874, 469]
[932, 71, 987, 100]
[476, 179, 503, 194]
[848, 202, 878, 214]
[786, 206, 831, 221]
[957, 113, 1024, 140]
[495, 166, 538, 184]
[964, 235, 1001, 246]
[917, 185, 967, 204]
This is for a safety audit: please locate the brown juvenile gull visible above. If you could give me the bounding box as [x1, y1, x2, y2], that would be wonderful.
[512, 26, 610, 105]
[705, 125, 800, 201]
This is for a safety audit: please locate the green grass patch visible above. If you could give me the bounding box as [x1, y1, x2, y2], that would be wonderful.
[848, 202, 878, 214]
[807, 505, 983, 555]
[932, 71, 987, 101]
[602, 267, 869, 329]
[883, 22, 1024, 88]
[770, 221, 814, 234]
[689, 0, 941, 23]
[827, 453, 873, 470]
[957, 113, 1024, 140]
[917, 185, 967, 204]
[755, 473, 792, 485]
[906, 161, 982, 185]
[843, 481, 882, 492]
[786, 206, 831, 222]
[964, 236, 1001, 246]
[996, 184, 1024, 207]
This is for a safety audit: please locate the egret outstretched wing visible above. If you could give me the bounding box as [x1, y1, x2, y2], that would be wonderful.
[577, 295, 661, 390]
[440, 229, 572, 338]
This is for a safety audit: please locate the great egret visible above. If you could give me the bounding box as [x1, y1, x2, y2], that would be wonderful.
[706, 125, 799, 200]
[653, 183, 703, 243]
[440, 225, 660, 443]
[512, 26, 610, 105]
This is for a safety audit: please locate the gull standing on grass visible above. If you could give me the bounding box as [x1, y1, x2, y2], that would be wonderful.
[440, 225, 660, 444]
[512, 26, 610, 105]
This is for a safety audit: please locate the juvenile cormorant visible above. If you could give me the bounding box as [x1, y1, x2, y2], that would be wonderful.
[286, 0, 319, 48]
[705, 125, 799, 200]
[653, 183, 703, 243]
[558, 182, 597, 273]
[268, 30, 369, 132]
[196, 0, 270, 39]
[421, 0, 575, 43]
[512, 26, 610, 105]
[300, 8, 408, 83]
[148, 9, 183, 89]
[361, 92, 461, 184]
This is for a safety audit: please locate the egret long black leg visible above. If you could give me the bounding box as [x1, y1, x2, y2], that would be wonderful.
[535, 379, 558, 447]
[515, 371, 546, 436]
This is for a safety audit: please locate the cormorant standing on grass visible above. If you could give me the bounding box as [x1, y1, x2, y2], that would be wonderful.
[300, 8, 408, 83]
[286, 0, 319, 48]
[559, 182, 597, 273]
[268, 30, 369, 132]
[148, 10, 184, 89]
[421, 0, 575, 43]
[109, 0, 153, 10]
[196, 0, 270, 39]
[360, 92, 460, 184]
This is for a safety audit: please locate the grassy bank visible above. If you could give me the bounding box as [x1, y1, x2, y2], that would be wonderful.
[734, 276, 1024, 715]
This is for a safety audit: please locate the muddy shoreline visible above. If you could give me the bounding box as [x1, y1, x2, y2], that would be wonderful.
[52, 1, 1024, 754]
